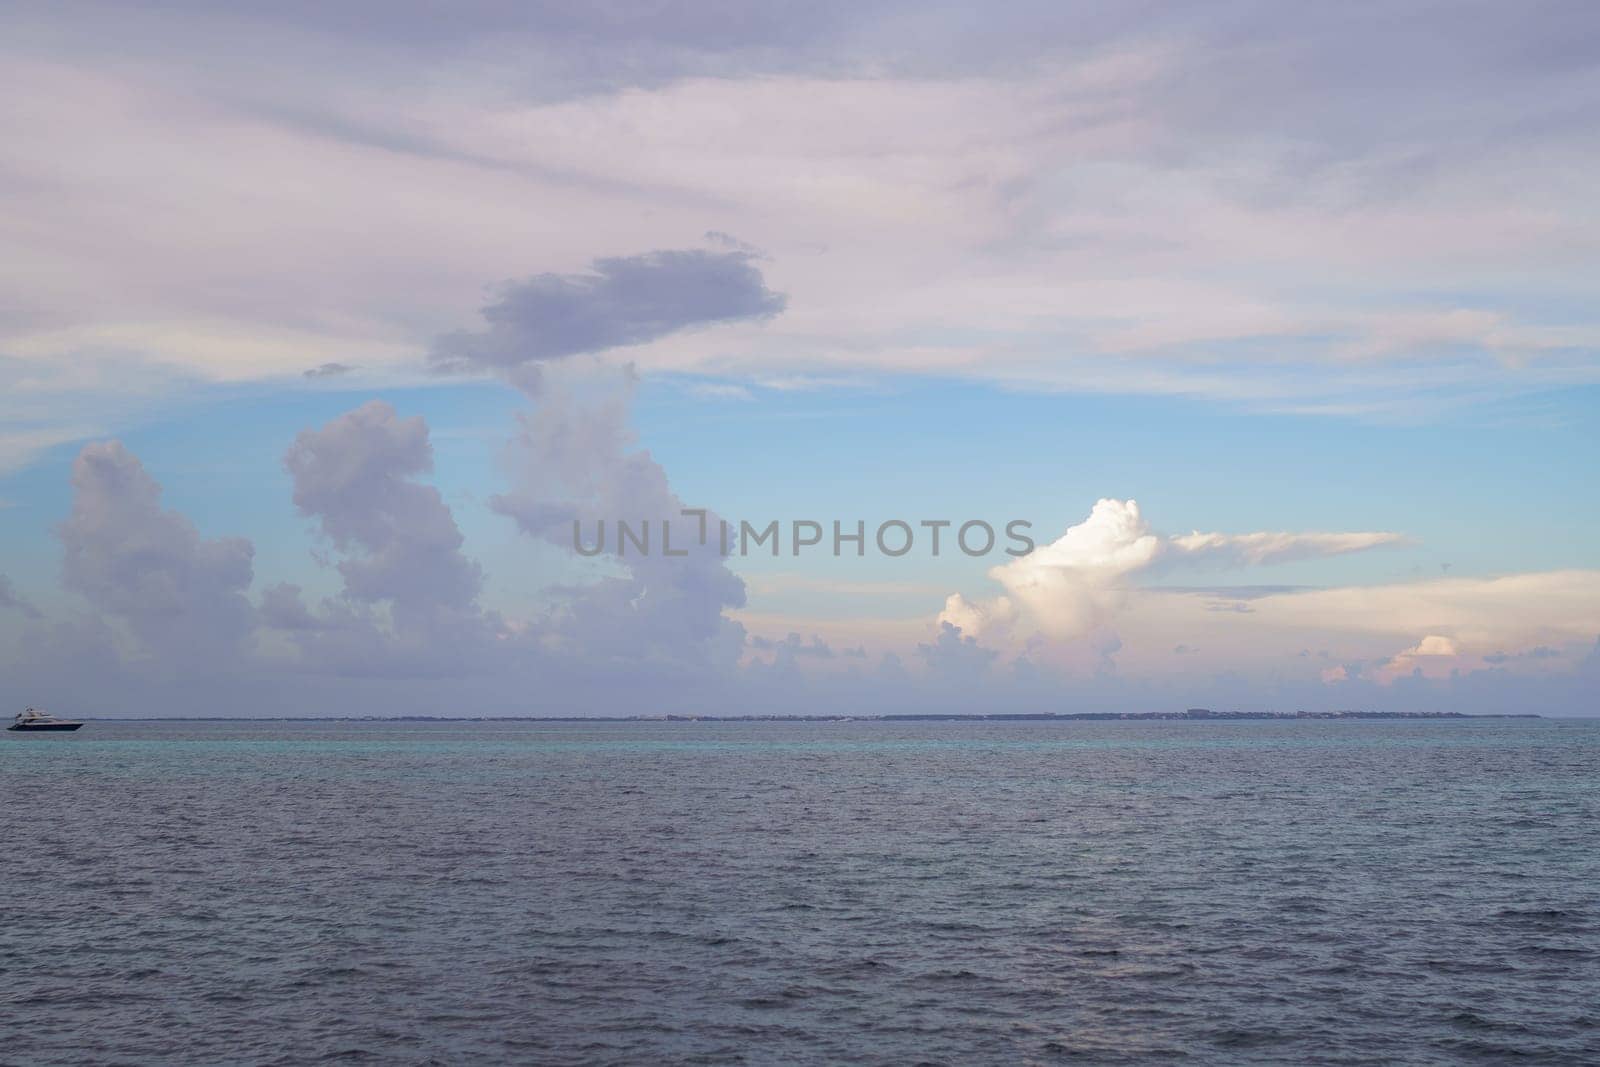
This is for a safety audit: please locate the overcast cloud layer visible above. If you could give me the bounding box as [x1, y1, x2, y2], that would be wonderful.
[5, 1, 1600, 463]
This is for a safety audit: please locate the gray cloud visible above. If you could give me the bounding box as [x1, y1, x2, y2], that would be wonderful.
[42, 3, 1594, 104]
[751, 632, 836, 661]
[259, 582, 323, 631]
[1483, 646, 1562, 664]
[58, 441, 256, 663]
[12, 346, 753, 699]
[303, 362, 355, 379]
[426, 254, 761, 674]
[281, 401, 500, 673]
[0, 574, 41, 620]
[430, 249, 785, 373]
[492, 366, 747, 670]
[917, 621, 998, 681]
[286, 401, 482, 611]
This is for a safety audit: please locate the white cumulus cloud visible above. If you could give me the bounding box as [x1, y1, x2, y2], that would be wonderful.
[944, 498, 1407, 642]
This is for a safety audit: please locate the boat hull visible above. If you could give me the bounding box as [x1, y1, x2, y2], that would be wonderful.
[7, 722, 82, 731]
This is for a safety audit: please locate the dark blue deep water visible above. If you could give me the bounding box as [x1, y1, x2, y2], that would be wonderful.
[3, 718, 1597, 1065]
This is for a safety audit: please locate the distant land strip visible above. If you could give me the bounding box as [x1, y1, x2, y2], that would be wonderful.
[95, 710, 1540, 722]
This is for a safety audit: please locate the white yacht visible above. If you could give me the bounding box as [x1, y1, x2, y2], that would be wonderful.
[8, 707, 83, 732]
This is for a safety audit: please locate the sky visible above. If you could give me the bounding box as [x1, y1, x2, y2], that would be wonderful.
[1, 1, 1598, 716]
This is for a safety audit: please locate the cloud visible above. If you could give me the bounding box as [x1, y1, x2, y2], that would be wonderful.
[303, 362, 355, 378]
[280, 400, 499, 672]
[286, 400, 482, 611]
[938, 592, 1018, 640]
[491, 364, 747, 670]
[1, 398, 750, 708]
[1401, 634, 1460, 658]
[58, 441, 257, 664]
[1089, 569, 1600, 697]
[430, 249, 785, 373]
[1150, 584, 1309, 600]
[1484, 646, 1560, 664]
[1168, 530, 1410, 566]
[1370, 634, 1464, 683]
[749, 632, 837, 670]
[917, 621, 998, 681]
[6, 8, 1600, 445]
[971, 499, 1161, 640]
[945, 498, 1408, 642]
[3, 287, 760, 700]
[258, 581, 321, 632]
[0, 574, 41, 620]
[0, 424, 94, 475]
[1241, 572, 1600, 652]
[8, 431, 1600, 716]
[686, 381, 755, 401]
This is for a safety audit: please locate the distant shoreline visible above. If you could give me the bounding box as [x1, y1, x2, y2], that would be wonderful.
[81, 710, 1541, 723]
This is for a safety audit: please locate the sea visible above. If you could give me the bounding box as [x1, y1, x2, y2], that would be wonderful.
[3, 717, 1597, 1065]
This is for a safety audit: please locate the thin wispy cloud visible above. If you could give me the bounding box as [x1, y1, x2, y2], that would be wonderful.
[685, 382, 755, 401]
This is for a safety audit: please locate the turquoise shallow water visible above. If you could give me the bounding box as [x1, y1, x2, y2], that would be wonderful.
[3, 718, 1598, 1065]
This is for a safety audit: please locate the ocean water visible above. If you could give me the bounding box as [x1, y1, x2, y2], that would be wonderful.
[2, 718, 1597, 1066]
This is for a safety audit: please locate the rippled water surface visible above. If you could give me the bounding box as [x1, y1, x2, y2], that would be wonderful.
[3, 718, 1598, 1065]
